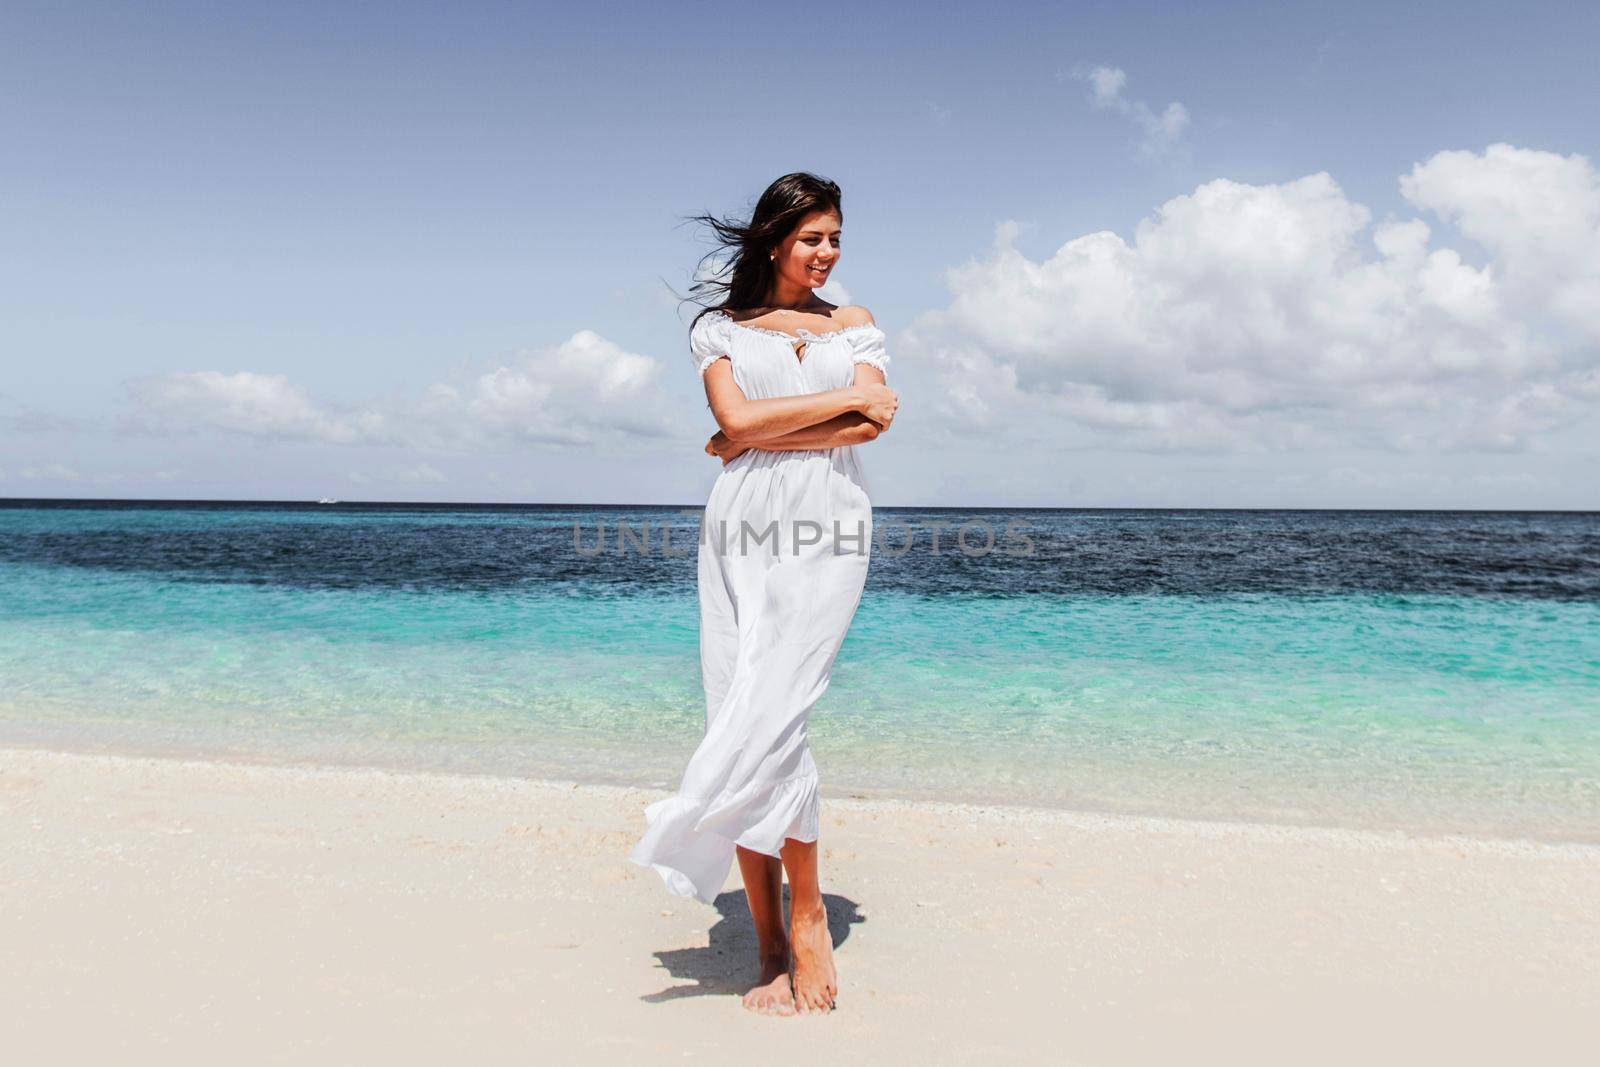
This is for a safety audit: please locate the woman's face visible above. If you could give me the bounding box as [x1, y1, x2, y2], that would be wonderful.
[773, 208, 842, 295]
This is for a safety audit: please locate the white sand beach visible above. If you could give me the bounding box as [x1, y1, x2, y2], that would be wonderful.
[2, 744, 1596, 1065]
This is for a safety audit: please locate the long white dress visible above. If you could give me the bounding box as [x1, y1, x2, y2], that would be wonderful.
[628, 309, 891, 903]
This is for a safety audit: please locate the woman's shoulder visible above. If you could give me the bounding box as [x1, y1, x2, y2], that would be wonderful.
[831, 304, 877, 330]
[834, 306, 883, 348]
[688, 308, 737, 375]
[839, 306, 889, 375]
[690, 308, 734, 341]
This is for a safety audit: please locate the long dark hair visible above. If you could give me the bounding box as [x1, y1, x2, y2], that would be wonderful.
[679, 172, 843, 334]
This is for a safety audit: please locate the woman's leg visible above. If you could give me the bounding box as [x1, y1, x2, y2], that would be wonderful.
[779, 836, 837, 1012]
[735, 845, 794, 1015]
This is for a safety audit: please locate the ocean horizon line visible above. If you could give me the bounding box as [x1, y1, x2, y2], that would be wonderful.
[3, 496, 1597, 515]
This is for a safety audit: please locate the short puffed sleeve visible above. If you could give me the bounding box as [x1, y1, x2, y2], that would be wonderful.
[848, 324, 890, 379]
[689, 312, 730, 377]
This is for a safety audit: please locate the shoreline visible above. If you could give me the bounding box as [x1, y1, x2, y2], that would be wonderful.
[3, 736, 1597, 856]
[4, 721, 1598, 849]
[5, 743, 1597, 1063]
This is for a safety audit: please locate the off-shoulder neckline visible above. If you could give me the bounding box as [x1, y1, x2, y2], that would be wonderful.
[706, 308, 880, 343]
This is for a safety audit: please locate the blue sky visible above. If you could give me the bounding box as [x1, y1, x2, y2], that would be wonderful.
[4, 1, 1598, 506]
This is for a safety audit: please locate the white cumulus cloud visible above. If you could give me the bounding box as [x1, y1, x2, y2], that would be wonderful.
[125, 371, 387, 444]
[1400, 143, 1600, 337]
[901, 143, 1600, 455]
[410, 329, 675, 449]
[1080, 65, 1190, 157]
[123, 330, 680, 453]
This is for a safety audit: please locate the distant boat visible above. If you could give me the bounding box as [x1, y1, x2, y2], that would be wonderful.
[316, 497, 339, 504]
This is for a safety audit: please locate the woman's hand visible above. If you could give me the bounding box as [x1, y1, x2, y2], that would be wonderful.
[856, 383, 899, 431]
[705, 430, 749, 466]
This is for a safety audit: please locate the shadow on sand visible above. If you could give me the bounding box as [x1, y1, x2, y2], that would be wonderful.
[641, 887, 864, 1002]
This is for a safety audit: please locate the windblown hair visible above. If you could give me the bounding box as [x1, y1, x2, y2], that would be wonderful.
[679, 172, 843, 335]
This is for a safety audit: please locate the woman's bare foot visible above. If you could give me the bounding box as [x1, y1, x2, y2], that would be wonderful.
[742, 950, 795, 1016]
[789, 901, 837, 1013]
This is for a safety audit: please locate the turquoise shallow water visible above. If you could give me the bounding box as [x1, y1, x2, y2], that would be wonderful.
[3, 502, 1600, 844]
[2, 503, 1597, 841]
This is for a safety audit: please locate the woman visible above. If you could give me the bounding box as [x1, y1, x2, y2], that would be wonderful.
[629, 173, 898, 1016]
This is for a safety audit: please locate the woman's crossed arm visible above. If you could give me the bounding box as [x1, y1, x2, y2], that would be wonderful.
[703, 362, 895, 464]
